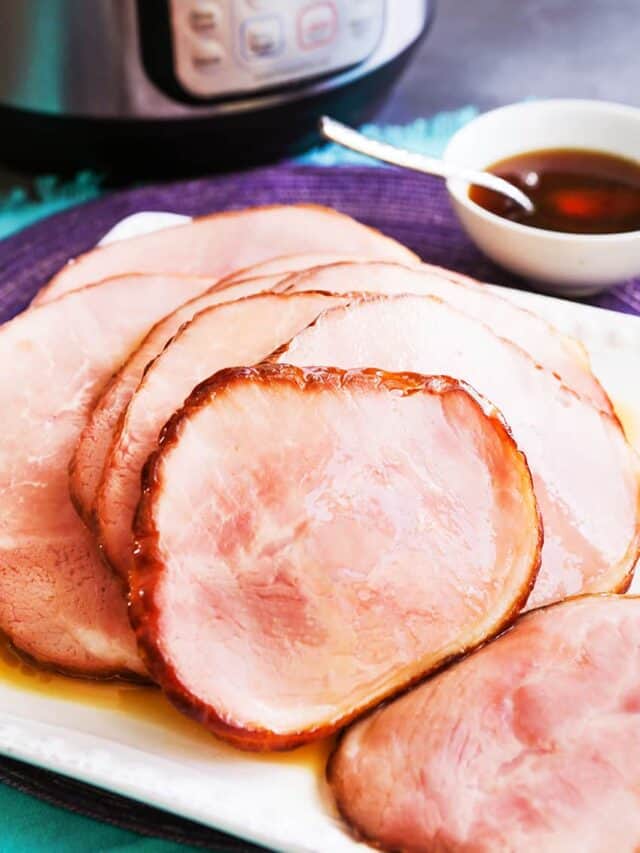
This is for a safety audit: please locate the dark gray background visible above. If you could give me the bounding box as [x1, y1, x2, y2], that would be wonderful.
[379, 0, 639, 122]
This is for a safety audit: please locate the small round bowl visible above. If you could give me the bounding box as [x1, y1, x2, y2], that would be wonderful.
[443, 99, 640, 297]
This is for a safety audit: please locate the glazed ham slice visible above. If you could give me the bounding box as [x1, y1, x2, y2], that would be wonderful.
[282, 261, 612, 413]
[217, 252, 383, 286]
[34, 205, 417, 305]
[330, 595, 640, 853]
[130, 365, 541, 750]
[0, 274, 211, 676]
[94, 292, 346, 580]
[273, 295, 640, 608]
[70, 275, 286, 527]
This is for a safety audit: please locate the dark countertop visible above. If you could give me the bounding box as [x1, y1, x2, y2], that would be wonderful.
[379, 0, 638, 122]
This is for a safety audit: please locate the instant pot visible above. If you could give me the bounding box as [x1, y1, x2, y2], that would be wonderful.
[0, 0, 433, 175]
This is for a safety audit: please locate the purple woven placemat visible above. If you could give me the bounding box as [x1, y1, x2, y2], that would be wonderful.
[0, 163, 639, 850]
[2, 163, 640, 319]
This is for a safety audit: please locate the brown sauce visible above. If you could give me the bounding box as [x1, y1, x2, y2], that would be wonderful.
[0, 635, 333, 773]
[469, 148, 640, 234]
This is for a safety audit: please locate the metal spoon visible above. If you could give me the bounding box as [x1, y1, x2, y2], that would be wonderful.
[319, 116, 535, 214]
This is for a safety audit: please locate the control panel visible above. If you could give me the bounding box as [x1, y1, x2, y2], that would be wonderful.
[166, 0, 385, 99]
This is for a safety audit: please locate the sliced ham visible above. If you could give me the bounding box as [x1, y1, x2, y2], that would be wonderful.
[0, 274, 210, 676]
[330, 594, 640, 853]
[130, 364, 541, 750]
[95, 292, 346, 580]
[34, 205, 417, 305]
[217, 252, 384, 286]
[70, 274, 284, 527]
[282, 261, 612, 413]
[273, 295, 640, 608]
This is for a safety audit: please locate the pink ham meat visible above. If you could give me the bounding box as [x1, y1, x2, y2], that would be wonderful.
[0, 274, 211, 676]
[70, 274, 286, 527]
[216, 252, 386, 286]
[273, 295, 640, 608]
[94, 292, 346, 580]
[330, 595, 640, 853]
[281, 261, 612, 414]
[34, 205, 417, 305]
[130, 364, 541, 750]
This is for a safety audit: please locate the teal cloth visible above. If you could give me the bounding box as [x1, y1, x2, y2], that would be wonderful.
[0, 106, 477, 850]
[0, 784, 202, 852]
[0, 172, 103, 240]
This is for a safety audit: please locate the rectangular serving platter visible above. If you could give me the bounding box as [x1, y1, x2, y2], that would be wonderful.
[1, 233, 640, 852]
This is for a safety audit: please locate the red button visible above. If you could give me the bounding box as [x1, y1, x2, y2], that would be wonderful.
[298, 2, 338, 50]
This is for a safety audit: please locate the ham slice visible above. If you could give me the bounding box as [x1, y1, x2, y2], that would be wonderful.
[273, 295, 640, 608]
[130, 364, 541, 750]
[34, 205, 417, 305]
[0, 274, 210, 676]
[330, 595, 640, 853]
[70, 275, 285, 527]
[282, 261, 612, 413]
[94, 292, 346, 580]
[217, 252, 383, 286]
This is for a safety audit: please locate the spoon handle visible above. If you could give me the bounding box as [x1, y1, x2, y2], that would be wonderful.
[319, 117, 534, 214]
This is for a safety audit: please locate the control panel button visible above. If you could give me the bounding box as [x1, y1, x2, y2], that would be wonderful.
[349, 0, 379, 13]
[241, 16, 284, 60]
[189, 3, 223, 38]
[169, 0, 387, 99]
[245, 0, 275, 9]
[191, 42, 226, 74]
[298, 2, 338, 50]
[348, 0, 378, 38]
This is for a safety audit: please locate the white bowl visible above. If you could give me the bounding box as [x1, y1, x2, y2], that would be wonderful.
[443, 99, 640, 297]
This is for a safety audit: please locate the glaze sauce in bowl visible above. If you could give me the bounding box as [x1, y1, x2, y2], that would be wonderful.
[469, 148, 640, 234]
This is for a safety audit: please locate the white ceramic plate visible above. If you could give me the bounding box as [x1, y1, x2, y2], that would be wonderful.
[2, 215, 640, 853]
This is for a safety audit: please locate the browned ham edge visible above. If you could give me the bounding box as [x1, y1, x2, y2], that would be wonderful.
[69, 274, 289, 528]
[131, 364, 541, 751]
[0, 274, 213, 676]
[34, 205, 418, 305]
[215, 252, 395, 287]
[329, 595, 640, 853]
[93, 292, 346, 582]
[280, 261, 613, 415]
[271, 294, 640, 607]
